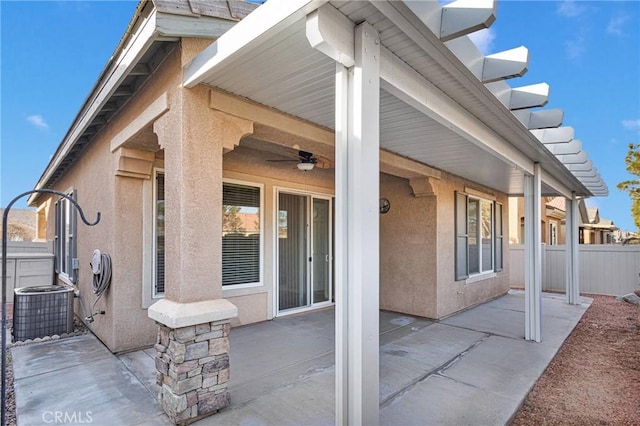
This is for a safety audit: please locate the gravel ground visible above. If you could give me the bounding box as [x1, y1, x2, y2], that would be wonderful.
[511, 294, 640, 425]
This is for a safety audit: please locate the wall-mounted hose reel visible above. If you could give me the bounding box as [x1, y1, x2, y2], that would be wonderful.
[86, 249, 112, 323]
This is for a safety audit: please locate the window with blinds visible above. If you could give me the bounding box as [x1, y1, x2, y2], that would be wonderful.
[223, 182, 261, 286]
[154, 172, 165, 296]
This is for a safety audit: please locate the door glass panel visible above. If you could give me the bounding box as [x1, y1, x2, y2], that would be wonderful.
[468, 199, 479, 274]
[481, 200, 493, 272]
[312, 199, 330, 303]
[278, 193, 308, 311]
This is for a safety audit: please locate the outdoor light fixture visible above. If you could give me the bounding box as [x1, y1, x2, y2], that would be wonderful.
[297, 162, 314, 171]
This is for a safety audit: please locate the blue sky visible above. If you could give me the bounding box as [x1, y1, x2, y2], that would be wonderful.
[1, 1, 639, 231]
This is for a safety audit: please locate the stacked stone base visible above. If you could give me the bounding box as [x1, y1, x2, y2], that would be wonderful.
[155, 320, 231, 425]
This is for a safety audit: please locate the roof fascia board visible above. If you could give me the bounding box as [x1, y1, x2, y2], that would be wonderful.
[183, 0, 328, 88]
[379, 45, 534, 175]
[370, 0, 592, 196]
[155, 12, 238, 38]
[30, 8, 161, 203]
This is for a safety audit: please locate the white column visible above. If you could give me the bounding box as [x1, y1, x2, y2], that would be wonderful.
[334, 62, 349, 426]
[524, 163, 542, 342]
[565, 193, 580, 304]
[335, 22, 380, 426]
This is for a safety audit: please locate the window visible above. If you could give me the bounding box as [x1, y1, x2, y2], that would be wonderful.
[153, 171, 165, 297]
[549, 222, 557, 245]
[54, 190, 77, 283]
[222, 181, 262, 287]
[455, 191, 503, 281]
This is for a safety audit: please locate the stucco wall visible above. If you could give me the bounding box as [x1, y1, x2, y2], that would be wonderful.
[435, 172, 510, 319]
[379, 174, 437, 318]
[38, 45, 182, 353]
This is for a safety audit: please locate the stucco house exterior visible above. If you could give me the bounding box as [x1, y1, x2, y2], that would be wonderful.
[28, 0, 608, 423]
[508, 196, 617, 245]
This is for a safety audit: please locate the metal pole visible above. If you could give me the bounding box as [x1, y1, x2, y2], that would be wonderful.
[2, 189, 100, 426]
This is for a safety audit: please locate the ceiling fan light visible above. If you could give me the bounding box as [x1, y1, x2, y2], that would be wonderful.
[297, 162, 315, 171]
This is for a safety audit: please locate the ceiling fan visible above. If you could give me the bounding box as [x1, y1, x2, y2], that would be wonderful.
[267, 150, 326, 171]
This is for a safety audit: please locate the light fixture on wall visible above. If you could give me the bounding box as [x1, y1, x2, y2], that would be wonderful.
[297, 162, 314, 171]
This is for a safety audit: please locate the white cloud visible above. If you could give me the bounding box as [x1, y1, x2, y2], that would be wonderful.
[26, 114, 49, 130]
[557, 0, 585, 18]
[622, 118, 640, 133]
[468, 28, 496, 55]
[565, 35, 586, 60]
[607, 14, 629, 36]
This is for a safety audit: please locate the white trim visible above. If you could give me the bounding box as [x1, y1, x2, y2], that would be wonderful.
[184, 0, 327, 87]
[465, 272, 496, 285]
[141, 169, 154, 309]
[110, 92, 169, 152]
[221, 178, 265, 290]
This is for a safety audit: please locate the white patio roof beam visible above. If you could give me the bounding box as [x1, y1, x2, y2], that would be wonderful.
[531, 127, 575, 144]
[481, 46, 529, 83]
[512, 108, 564, 130]
[184, 0, 327, 88]
[544, 139, 582, 155]
[379, 45, 534, 175]
[439, 0, 497, 41]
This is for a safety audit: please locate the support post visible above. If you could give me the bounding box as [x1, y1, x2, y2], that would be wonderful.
[566, 193, 580, 304]
[524, 163, 542, 342]
[334, 62, 349, 426]
[335, 22, 380, 426]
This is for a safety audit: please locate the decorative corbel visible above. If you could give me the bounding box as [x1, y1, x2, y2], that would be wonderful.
[115, 147, 156, 179]
[409, 176, 437, 198]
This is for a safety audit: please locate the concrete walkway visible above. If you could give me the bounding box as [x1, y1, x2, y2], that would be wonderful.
[11, 291, 591, 425]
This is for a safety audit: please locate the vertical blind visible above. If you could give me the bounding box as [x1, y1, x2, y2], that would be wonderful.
[222, 183, 261, 286]
[155, 173, 165, 295]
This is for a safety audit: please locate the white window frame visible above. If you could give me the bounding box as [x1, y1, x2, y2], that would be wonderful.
[455, 191, 503, 282]
[152, 169, 165, 299]
[222, 178, 264, 290]
[54, 188, 77, 285]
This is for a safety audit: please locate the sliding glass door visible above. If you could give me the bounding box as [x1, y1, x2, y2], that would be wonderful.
[277, 192, 332, 313]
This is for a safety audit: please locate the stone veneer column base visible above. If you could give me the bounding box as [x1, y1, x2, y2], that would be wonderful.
[149, 299, 238, 425]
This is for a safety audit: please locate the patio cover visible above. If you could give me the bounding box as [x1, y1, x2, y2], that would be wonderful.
[183, 0, 607, 424]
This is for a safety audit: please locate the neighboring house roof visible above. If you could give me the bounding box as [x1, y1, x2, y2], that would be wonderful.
[0, 208, 37, 241]
[28, 0, 258, 206]
[586, 207, 600, 224]
[546, 197, 566, 212]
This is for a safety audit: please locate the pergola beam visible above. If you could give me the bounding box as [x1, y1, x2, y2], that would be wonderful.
[512, 108, 564, 130]
[306, 4, 355, 68]
[544, 139, 582, 155]
[481, 46, 529, 83]
[531, 126, 575, 144]
[509, 83, 549, 110]
[440, 0, 497, 41]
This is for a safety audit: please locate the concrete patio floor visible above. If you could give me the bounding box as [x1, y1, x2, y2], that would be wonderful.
[11, 290, 591, 425]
